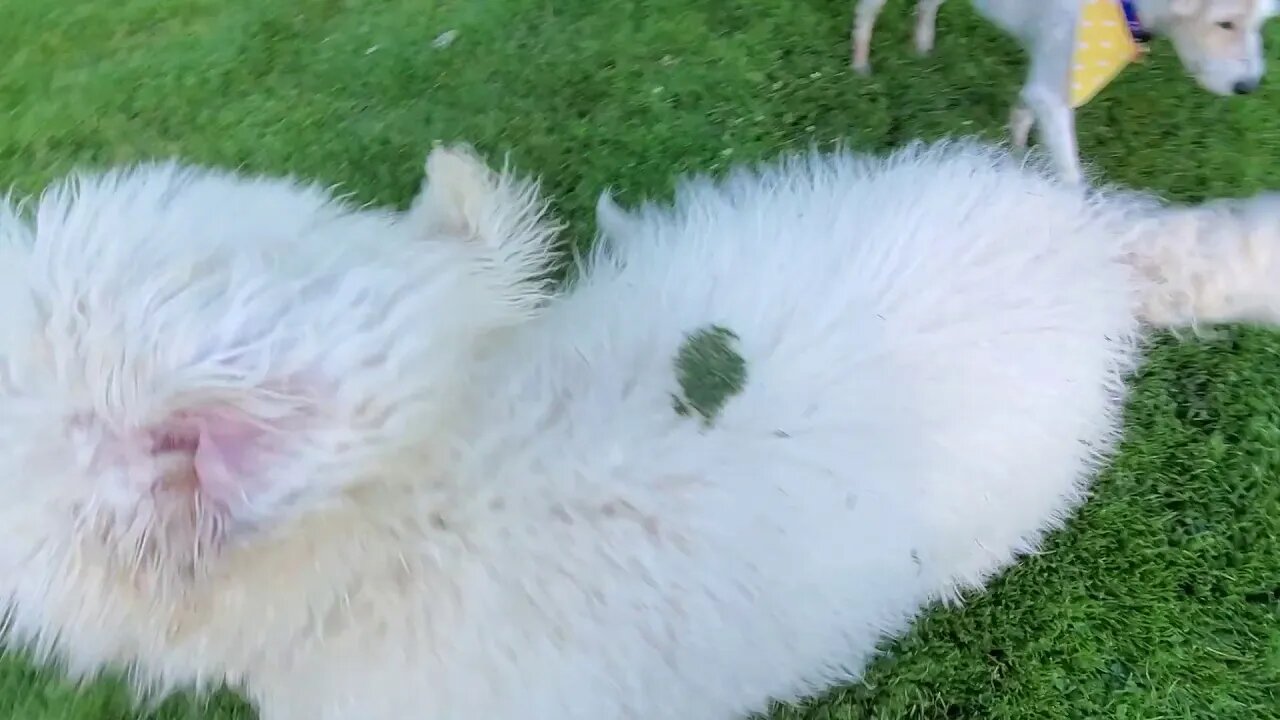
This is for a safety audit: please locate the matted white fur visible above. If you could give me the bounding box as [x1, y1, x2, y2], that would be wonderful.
[0, 140, 1277, 719]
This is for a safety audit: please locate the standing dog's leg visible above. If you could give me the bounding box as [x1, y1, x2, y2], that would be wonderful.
[1016, 15, 1085, 184]
[852, 0, 890, 74]
[913, 0, 946, 56]
[1019, 83, 1082, 184]
[1010, 104, 1035, 149]
[1007, 5, 1085, 183]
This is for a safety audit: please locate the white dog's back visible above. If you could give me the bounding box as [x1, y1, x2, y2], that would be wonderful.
[459, 142, 1143, 715]
[1, 141, 1277, 720]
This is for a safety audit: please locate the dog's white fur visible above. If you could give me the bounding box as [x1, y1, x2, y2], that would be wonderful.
[852, 0, 1278, 183]
[2, 141, 1280, 719]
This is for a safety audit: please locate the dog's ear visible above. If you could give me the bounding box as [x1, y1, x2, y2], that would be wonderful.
[409, 144, 559, 323]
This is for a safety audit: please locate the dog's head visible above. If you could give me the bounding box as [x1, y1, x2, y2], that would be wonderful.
[1155, 0, 1276, 95]
[0, 149, 555, 672]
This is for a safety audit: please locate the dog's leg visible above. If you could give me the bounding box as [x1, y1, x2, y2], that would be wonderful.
[1009, 104, 1035, 149]
[1128, 193, 1280, 328]
[1018, 31, 1083, 184]
[410, 144, 561, 321]
[852, 0, 889, 74]
[1011, 7, 1085, 183]
[1021, 85, 1082, 184]
[913, 0, 946, 56]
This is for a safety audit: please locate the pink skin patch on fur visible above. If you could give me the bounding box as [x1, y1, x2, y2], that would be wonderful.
[149, 407, 268, 510]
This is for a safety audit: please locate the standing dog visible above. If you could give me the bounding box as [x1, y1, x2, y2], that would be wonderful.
[852, 0, 1277, 183]
[1, 141, 1280, 719]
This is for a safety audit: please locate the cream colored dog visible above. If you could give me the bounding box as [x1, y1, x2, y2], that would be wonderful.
[852, 0, 1277, 183]
[2, 140, 1280, 719]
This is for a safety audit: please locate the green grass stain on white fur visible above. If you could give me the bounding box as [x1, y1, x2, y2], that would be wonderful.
[671, 324, 746, 426]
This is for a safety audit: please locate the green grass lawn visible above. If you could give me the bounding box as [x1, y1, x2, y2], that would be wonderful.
[2, 0, 1279, 717]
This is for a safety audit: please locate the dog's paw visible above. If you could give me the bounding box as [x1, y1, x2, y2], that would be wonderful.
[410, 143, 560, 322]
[913, 28, 935, 56]
[424, 143, 490, 190]
[1009, 106, 1034, 150]
[412, 142, 556, 252]
[415, 143, 503, 240]
[850, 39, 874, 76]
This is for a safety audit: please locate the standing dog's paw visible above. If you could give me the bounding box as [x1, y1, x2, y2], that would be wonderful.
[913, 27, 935, 56]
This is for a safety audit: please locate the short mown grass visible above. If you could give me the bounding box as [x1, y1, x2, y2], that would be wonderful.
[2, 0, 1278, 718]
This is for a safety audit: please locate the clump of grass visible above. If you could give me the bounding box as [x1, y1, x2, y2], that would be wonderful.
[672, 324, 747, 426]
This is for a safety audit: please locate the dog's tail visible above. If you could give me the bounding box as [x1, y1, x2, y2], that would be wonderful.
[1126, 192, 1280, 330]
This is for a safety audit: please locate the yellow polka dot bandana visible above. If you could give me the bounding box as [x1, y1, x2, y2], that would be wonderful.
[1071, 0, 1142, 108]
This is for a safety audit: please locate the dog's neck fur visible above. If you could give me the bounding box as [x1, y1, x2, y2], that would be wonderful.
[1118, 0, 1153, 40]
[1128, 0, 1167, 30]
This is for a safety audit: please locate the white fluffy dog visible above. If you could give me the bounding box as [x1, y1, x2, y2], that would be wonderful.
[1, 140, 1279, 719]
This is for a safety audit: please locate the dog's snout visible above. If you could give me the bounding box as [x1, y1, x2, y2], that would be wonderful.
[1233, 77, 1260, 95]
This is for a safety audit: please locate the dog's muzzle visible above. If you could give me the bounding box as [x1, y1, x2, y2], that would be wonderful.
[1233, 77, 1261, 95]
